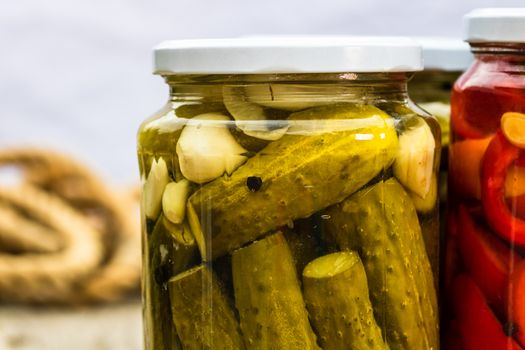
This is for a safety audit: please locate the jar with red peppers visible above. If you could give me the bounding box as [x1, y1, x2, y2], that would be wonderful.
[445, 8, 525, 349]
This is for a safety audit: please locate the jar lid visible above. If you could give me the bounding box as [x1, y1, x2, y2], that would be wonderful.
[414, 37, 473, 71]
[465, 8, 525, 43]
[153, 37, 423, 74]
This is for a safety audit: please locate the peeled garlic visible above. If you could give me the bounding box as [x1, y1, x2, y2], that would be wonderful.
[393, 118, 436, 198]
[409, 175, 438, 213]
[143, 157, 170, 219]
[244, 84, 330, 111]
[223, 86, 289, 141]
[176, 113, 248, 184]
[162, 179, 191, 224]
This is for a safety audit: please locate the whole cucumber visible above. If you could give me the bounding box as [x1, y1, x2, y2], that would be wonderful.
[168, 265, 245, 350]
[232, 232, 321, 350]
[303, 251, 390, 350]
[188, 104, 398, 260]
[324, 178, 438, 350]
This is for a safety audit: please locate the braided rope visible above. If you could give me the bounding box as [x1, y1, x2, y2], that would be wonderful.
[0, 148, 141, 303]
[0, 202, 63, 253]
[0, 185, 103, 302]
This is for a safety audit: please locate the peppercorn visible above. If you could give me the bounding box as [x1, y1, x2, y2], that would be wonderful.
[246, 176, 263, 192]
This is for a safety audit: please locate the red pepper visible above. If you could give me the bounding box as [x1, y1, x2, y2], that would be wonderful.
[453, 275, 523, 350]
[457, 205, 515, 316]
[451, 86, 488, 139]
[482, 130, 525, 247]
[451, 59, 525, 139]
[509, 194, 525, 221]
[452, 87, 525, 139]
[509, 261, 525, 347]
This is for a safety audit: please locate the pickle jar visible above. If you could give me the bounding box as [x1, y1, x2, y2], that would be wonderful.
[444, 9, 525, 349]
[138, 37, 440, 350]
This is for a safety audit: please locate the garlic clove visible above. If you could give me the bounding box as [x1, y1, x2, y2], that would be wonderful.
[409, 175, 438, 213]
[224, 154, 249, 175]
[177, 142, 225, 184]
[176, 113, 248, 184]
[223, 85, 289, 141]
[244, 83, 331, 111]
[162, 179, 191, 224]
[143, 157, 170, 219]
[393, 117, 436, 198]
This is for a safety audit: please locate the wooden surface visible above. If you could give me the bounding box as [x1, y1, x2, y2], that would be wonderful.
[0, 300, 142, 350]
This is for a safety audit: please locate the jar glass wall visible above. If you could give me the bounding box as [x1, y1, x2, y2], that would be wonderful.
[138, 38, 441, 350]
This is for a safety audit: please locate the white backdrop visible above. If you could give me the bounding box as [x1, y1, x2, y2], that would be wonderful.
[1, 0, 523, 182]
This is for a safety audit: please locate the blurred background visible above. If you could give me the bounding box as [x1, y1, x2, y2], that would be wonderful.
[2, 0, 525, 182]
[1, 0, 524, 349]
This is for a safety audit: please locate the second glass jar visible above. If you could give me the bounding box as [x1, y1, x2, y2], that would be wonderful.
[444, 8, 525, 350]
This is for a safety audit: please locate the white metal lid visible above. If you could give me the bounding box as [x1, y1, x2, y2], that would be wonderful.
[153, 37, 423, 75]
[414, 37, 473, 71]
[465, 8, 525, 43]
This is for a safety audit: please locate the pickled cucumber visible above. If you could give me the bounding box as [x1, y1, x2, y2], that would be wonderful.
[324, 178, 438, 350]
[408, 172, 439, 284]
[143, 215, 199, 350]
[168, 265, 245, 350]
[302, 251, 389, 350]
[188, 104, 398, 259]
[232, 232, 321, 350]
[419, 212, 440, 288]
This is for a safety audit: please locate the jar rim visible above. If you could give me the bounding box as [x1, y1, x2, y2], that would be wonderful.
[153, 36, 423, 75]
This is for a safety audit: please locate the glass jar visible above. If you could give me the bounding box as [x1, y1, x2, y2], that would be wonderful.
[444, 9, 525, 349]
[138, 37, 440, 350]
